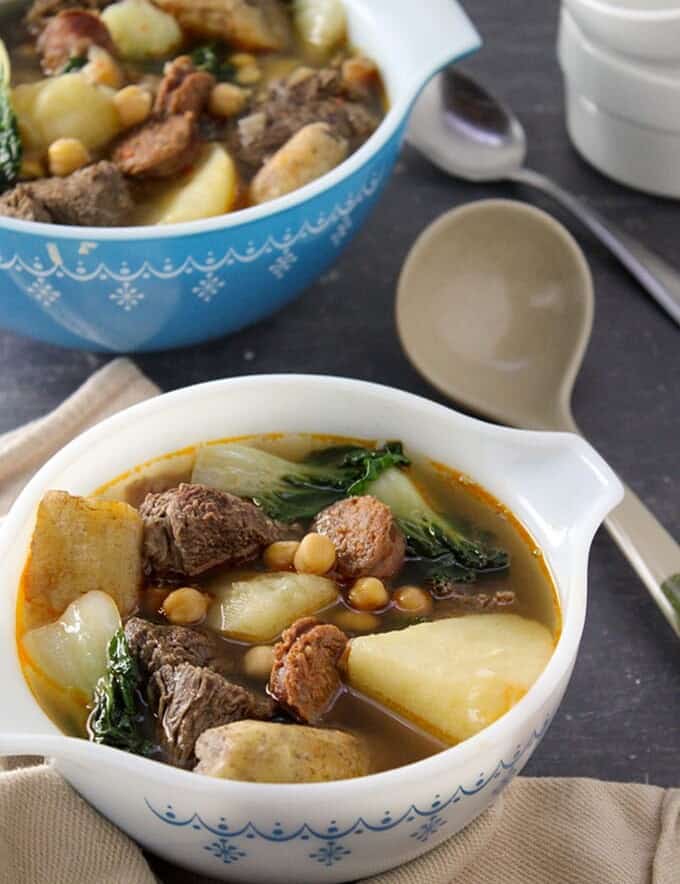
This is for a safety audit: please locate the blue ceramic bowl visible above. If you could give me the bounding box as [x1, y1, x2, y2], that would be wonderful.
[0, 0, 480, 352]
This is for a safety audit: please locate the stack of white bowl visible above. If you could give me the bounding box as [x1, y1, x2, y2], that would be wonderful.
[558, 0, 680, 198]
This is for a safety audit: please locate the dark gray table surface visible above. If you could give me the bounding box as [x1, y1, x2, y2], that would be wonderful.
[1, 0, 677, 800]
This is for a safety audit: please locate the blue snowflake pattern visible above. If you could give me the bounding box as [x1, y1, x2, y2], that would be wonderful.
[204, 838, 247, 864]
[309, 840, 351, 867]
[410, 814, 446, 843]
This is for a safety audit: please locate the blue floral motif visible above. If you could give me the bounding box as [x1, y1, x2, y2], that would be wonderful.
[309, 841, 352, 867]
[410, 814, 446, 843]
[204, 838, 247, 864]
[146, 713, 555, 871]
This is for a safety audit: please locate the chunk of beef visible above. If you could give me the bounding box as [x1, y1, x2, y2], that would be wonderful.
[155, 56, 216, 116]
[269, 617, 348, 723]
[26, 0, 112, 34]
[311, 496, 405, 580]
[37, 10, 115, 74]
[151, 661, 276, 768]
[112, 112, 200, 179]
[0, 162, 133, 226]
[0, 186, 52, 222]
[124, 617, 232, 676]
[232, 67, 379, 169]
[152, 0, 291, 52]
[139, 483, 282, 579]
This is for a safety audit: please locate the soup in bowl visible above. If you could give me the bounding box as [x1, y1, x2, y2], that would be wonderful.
[0, 0, 480, 352]
[0, 376, 623, 882]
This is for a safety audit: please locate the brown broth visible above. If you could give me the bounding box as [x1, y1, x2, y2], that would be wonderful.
[17, 434, 560, 772]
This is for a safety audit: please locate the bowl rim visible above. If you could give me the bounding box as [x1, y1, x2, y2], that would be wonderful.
[566, 0, 680, 23]
[0, 0, 481, 242]
[0, 374, 621, 796]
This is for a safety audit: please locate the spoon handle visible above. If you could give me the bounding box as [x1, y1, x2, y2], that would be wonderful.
[605, 484, 680, 639]
[509, 167, 680, 327]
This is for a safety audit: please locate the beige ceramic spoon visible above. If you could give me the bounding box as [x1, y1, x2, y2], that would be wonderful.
[397, 199, 680, 637]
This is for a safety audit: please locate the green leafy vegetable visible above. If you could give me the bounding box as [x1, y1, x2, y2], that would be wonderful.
[190, 43, 236, 82]
[88, 629, 152, 756]
[662, 573, 680, 617]
[365, 467, 509, 575]
[61, 55, 88, 73]
[0, 38, 22, 192]
[192, 441, 409, 523]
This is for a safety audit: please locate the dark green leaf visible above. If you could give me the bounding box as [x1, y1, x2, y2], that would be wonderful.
[662, 573, 680, 617]
[190, 43, 236, 82]
[88, 629, 152, 756]
[0, 81, 21, 192]
[400, 517, 509, 573]
[61, 55, 87, 73]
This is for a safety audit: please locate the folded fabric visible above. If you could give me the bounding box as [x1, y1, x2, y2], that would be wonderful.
[0, 360, 677, 884]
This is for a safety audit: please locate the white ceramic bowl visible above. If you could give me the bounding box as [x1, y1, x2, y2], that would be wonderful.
[0, 376, 623, 882]
[562, 81, 680, 198]
[564, 0, 680, 63]
[559, 8, 680, 132]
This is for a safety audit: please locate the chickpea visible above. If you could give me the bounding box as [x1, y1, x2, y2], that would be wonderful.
[341, 55, 378, 93]
[83, 47, 125, 89]
[242, 645, 275, 680]
[235, 65, 262, 86]
[163, 587, 209, 625]
[209, 82, 249, 118]
[263, 540, 299, 571]
[393, 585, 433, 616]
[294, 533, 336, 575]
[47, 138, 90, 177]
[348, 577, 389, 612]
[114, 84, 153, 129]
[230, 52, 257, 68]
[332, 608, 380, 633]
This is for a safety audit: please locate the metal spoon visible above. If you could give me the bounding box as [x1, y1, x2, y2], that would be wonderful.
[396, 198, 680, 637]
[407, 68, 680, 327]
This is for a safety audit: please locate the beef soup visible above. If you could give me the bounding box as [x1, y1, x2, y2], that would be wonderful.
[17, 435, 560, 783]
[0, 0, 386, 226]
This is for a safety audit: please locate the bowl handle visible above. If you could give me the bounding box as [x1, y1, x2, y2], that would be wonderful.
[349, 0, 481, 98]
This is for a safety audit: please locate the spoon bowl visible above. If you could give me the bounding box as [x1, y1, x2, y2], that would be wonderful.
[397, 200, 592, 431]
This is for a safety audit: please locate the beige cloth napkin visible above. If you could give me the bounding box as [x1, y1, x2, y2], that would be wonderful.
[0, 359, 678, 884]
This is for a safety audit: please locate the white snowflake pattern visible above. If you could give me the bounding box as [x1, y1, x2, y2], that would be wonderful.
[331, 215, 353, 247]
[309, 840, 351, 867]
[268, 250, 297, 279]
[27, 278, 60, 307]
[192, 272, 225, 303]
[203, 838, 247, 864]
[109, 281, 144, 311]
[410, 815, 446, 843]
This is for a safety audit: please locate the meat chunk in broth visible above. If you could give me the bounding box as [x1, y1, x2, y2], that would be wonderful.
[112, 112, 201, 179]
[154, 56, 215, 117]
[139, 483, 283, 579]
[124, 617, 233, 676]
[195, 720, 370, 783]
[0, 161, 133, 226]
[37, 9, 115, 74]
[151, 662, 276, 768]
[26, 0, 113, 34]
[269, 617, 348, 723]
[312, 495, 405, 580]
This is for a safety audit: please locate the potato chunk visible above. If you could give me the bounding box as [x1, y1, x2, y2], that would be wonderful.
[102, 0, 183, 60]
[347, 614, 555, 744]
[12, 74, 121, 152]
[138, 143, 238, 225]
[206, 571, 338, 642]
[24, 491, 143, 626]
[195, 720, 370, 782]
